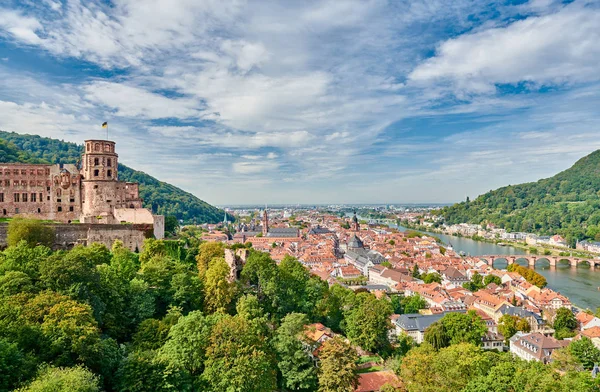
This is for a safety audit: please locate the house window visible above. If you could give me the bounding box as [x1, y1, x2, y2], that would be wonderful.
[94, 169, 99, 177]
[22, 193, 27, 202]
[13, 193, 19, 202]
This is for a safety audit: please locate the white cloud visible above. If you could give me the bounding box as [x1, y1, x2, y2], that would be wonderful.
[83, 81, 202, 119]
[409, 1, 600, 92]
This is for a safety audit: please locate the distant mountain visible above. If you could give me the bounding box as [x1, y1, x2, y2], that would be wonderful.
[437, 150, 600, 247]
[0, 131, 229, 224]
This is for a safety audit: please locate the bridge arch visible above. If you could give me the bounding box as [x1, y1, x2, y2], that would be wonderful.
[576, 259, 591, 268]
[513, 257, 530, 267]
[556, 258, 572, 267]
[490, 257, 510, 269]
[533, 258, 551, 268]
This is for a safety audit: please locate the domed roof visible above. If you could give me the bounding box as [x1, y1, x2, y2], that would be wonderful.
[348, 234, 364, 249]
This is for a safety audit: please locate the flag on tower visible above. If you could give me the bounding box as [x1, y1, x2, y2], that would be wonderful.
[101, 122, 108, 128]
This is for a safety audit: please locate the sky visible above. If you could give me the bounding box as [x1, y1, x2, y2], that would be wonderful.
[0, 0, 599, 205]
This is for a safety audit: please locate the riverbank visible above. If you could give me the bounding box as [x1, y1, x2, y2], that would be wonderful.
[400, 221, 600, 260]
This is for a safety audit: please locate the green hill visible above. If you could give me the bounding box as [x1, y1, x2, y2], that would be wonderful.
[437, 150, 600, 247]
[0, 131, 228, 224]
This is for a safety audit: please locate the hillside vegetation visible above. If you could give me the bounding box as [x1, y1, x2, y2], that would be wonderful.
[438, 150, 600, 247]
[0, 131, 227, 224]
[439, 150, 600, 246]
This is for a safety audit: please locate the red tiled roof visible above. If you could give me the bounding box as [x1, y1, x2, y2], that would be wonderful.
[355, 371, 401, 392]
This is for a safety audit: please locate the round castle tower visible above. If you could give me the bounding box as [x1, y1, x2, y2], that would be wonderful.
[80, 140, 120, 222]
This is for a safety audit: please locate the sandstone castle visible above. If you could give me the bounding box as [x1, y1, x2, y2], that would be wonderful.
[0, 138, 164, 249]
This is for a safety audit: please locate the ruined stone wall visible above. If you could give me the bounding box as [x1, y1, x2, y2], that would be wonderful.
[0, 163, 81, 222]
[0, 222, 151, 251]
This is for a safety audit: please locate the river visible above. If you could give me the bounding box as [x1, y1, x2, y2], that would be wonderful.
[397, 226, 600, 310]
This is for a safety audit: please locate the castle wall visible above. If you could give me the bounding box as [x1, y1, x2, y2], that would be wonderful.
[0, 222, 151, 251]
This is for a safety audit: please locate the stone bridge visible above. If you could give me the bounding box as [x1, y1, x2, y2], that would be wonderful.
[478, 255, 600, 268]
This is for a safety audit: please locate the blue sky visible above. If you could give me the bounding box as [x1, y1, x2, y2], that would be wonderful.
[0, 0, 599, 205]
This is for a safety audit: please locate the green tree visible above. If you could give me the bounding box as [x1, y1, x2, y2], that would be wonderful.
[7, 218, 54, 248]
[158, 311, 220, 390]
[343, 293, 392, 353]
[569, 336, 600, 370]
[273, 313, 317, 391]
[401, 343, 491, 392]
[438, 311, 487, 347]
[553, 308, 577, 339]
[401, 294, 427, 314]
[483, 274, 502, 287]
[424, 322, 449, 350]
[203, 315, 276, 392]
[204, 258, 237, 314]
[196, 242, 225, 276]
[317, 337, 358, 392]
[116, 350, 173, 392]
[421, 272, 442, 284]
[0, 338, 36, 392]
[165, 215, 180, 236]
[16, 365, 100, 392]
[0, 241, 52, 279]
[497, 314, 529, 344]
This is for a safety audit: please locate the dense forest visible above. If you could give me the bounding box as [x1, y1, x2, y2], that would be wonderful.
[0, 220, 598, 391]
[0, 131, 229, 224]
[437, 150, 600, 247]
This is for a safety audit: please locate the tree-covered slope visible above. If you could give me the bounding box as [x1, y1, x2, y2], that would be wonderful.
[0, 131, 227, 223]
[438, 150, 600, 246]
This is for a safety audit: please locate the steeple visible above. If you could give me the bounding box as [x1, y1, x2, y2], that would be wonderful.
[352, 211, 360, 232]
[223, 210, 228, 224]
[262, 208, 269, 236]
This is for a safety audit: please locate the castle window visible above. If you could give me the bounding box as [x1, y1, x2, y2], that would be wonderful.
[4, 180, 8, 187]
[31, 193, 36, 202]
[107, 170, 112, 178]
[22, 193, 27, 202]
[3, 209, 6, 215]
[94, 158, 99, 166]
[94, 169, 99, 177]
[69, 206, 74, 212]
[13, 170, 18, 176]
[95, 143, 100, 152]
[47, 196, 50, 201]
[0, 193, 3, 202]
[58, 206, 62, 212]
[21, 170, 26, 175]
[93, 185, 98, 189]
[37, 208, 40, 213]
[47, 186, 50, 191]
[29, 169, 34, 175]
[70, 198, 75, 203]
[57, 199, 61, 203]
[107, 159, 112, 167]
[13, 181, 18, 187]
[13, 193, 19, 202]
[14, 208, 18, 214]
[87, 144, 90, 152]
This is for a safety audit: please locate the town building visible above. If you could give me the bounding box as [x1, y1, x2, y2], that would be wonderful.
[509, 332, 567, 363]
[0, 138, 164, 239]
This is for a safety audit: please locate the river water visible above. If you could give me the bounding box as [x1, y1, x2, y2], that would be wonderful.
[398, 226, 600, 310]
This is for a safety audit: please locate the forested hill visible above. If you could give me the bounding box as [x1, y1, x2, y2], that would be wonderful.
[437, 150, 600, 247]
[0, 131, 228, 224]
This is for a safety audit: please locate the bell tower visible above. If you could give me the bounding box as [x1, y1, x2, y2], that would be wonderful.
[262, 209, 269, 236]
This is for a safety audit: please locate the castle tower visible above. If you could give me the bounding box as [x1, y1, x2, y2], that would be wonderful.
[80, 140, 120, 222]
[262, 209, 269, 236]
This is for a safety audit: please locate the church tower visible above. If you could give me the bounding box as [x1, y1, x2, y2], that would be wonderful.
[352, 211, 360, 232]
[262, 209, 269, 236]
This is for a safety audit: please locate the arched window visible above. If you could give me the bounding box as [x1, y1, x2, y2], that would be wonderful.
[107, 170, 112, 178]
[94, 169, 99, 177]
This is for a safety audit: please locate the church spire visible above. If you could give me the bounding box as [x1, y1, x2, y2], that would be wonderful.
[262, 208, 269, 236]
